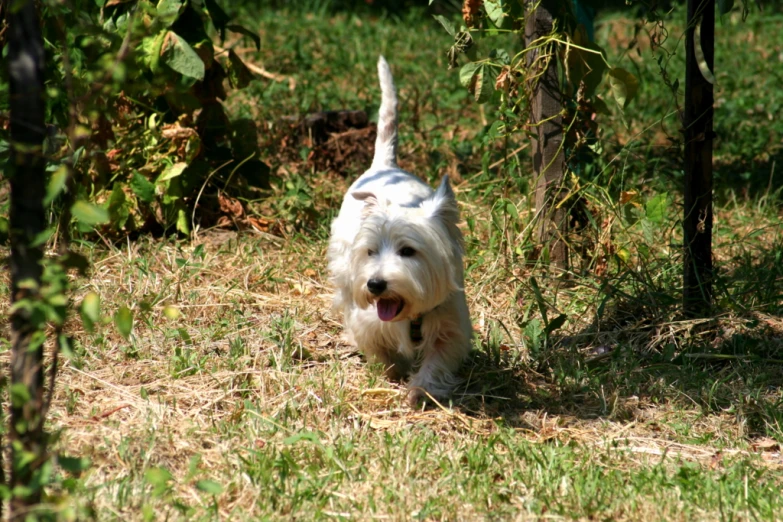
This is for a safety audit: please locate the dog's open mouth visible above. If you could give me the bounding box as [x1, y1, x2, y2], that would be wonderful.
[376, 298, 404, 321]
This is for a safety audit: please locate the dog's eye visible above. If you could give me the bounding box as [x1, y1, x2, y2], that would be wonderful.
[368, 249, 376, 257]
[399, 246, 416, 257]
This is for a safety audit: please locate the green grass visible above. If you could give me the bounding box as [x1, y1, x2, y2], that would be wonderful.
[3, 3, 783, 521]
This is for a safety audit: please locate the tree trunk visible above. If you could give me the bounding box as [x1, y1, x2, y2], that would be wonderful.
[525, 2, 569, 272]
[683, 0, 715, 317]
[6, 0, 48, 516]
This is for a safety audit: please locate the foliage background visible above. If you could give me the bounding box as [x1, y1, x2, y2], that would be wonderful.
[0, 0, 782, 519]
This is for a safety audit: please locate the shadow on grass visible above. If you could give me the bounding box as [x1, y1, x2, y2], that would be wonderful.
[714, 151, 783, 204]
[454, 243, 783, 439]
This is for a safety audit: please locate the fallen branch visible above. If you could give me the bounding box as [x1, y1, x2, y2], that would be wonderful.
[214, 45, 296, 90]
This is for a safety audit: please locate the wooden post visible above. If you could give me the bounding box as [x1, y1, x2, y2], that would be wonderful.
[525, 2, 569, 271]
[6, 0, 48, 516]
[683, 0, 715, 317]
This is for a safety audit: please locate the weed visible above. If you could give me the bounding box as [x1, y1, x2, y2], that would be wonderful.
[1, 4, 781, 521]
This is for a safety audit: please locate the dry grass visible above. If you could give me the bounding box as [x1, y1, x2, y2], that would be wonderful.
[13, 189, 779, 519]
[2, 5, 783, 520]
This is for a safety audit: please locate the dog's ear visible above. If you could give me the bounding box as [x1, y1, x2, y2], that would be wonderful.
[352, 191, 383, 218]
[352, 191, 375, 202]
[424, 176, 460, 225]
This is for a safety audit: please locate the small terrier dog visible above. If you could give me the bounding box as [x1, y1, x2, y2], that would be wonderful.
[327, 56, 472, 406]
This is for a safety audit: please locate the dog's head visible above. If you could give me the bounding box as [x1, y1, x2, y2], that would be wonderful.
[349, 176, 464, 322]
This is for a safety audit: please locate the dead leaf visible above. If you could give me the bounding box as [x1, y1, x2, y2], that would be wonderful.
[495, 66, 511, 91]
[463, 0, 483, 27]
[291, 282, 312, 296]
[620, 190, 639, 205]
[162, 123, 199, 140]
[752, 438, 780, 452]
[218, 194, 245, 219]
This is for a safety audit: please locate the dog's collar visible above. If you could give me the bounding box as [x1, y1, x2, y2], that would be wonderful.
[410, 315, 424, 343]
[410, 305, 438, 343]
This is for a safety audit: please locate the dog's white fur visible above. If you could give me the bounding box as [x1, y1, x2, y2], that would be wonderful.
[327, 56, 472, 406]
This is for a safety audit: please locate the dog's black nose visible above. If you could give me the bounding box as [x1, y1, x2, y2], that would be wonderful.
[367, 278, 387, 296]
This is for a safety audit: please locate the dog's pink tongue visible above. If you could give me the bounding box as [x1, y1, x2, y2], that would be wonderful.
[377, 299, 400, 322]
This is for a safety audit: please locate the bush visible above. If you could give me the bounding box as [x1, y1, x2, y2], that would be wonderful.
[0, 0, 265, 237]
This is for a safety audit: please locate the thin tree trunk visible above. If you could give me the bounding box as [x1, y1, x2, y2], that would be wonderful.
[6, 0, 48, 517]
[683, 0, 715, 317]
[525, 2, 569, 272]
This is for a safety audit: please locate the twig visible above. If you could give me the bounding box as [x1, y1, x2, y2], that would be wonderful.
[488, 143, 529, 171]
[214, 45, 296, 90]
[90, 404, 131, 421]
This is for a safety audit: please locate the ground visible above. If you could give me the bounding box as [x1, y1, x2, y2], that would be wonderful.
[3, 3, 783, 521]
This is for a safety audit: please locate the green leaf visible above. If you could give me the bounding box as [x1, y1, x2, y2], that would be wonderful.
[157, 162, 188, 183]
[177, 327, 193, 345]
[433, 15, 456, 37]
[80, 292, 101, 333]
[11, 485, 34, 500]
[564, 27, 608, 100]
[459, 62, 495, 103]
[608, 68, 639, 109]
[176, 208, 190, 234]
[484, 0, 507, 28]
[645, 193, 669, 224]
[59, 334, 75, 359]
[45, 165, 68, 205]
[592, 96, 611, 115]
[529, 277, 548, 327]
[524, 319, 544, 354]
[115, 306, 134, 340]
[156, 0, 184, 27]
[459, 62, 481, 87]
[545, 314, 567, 335]
[131, 171, 156, 203]
[488, 48, 510, 65]
[196, 479, 223, 495]
[717, 0, 734, 15]
[58, 455, 91, 474]
[142, 31, 168, 73]
[59, 252, 90, 274]
[187, 454, 202, 480]
[32, 459, 54, 490]
[204, 0, 229, 39]
[108, 184, 130, 228]
[14, 447, 38, 470]
[469, 64, 493, 104]
[283, 432, 321, 445]
[694, 27, 716, 85]
[0, 216, 8, 244]
[582, 43, 608, 99]
[162, 31, 205, 81]
[31, 228, 52, 247]
[145, 467, 173, 497]
[163, 305, 180, 319]
[226, 24, 260, 50]
[71, 201, 109, 226]
[227, 50, 254, 89]
[10, 383, 31, 408]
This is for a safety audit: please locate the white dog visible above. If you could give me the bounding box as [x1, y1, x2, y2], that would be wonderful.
[327, 56, 472, 406]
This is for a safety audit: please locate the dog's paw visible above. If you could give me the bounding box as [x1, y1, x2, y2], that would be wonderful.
[407, 387, 428, 409]
[406, 387, 442, 409]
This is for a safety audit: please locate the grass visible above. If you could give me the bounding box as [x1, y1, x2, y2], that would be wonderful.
[3, 2, 783, 520]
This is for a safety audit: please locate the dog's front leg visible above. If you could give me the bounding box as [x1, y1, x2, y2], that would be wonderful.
[407, 334, 469, 407]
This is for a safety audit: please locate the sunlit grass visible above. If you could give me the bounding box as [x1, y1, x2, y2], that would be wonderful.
[2, 3, 782, 520]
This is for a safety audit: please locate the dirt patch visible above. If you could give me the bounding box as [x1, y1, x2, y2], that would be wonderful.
[271, 110, 377, 176]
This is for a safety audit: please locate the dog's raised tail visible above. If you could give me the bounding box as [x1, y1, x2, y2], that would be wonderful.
[372, 56, 398, 168]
